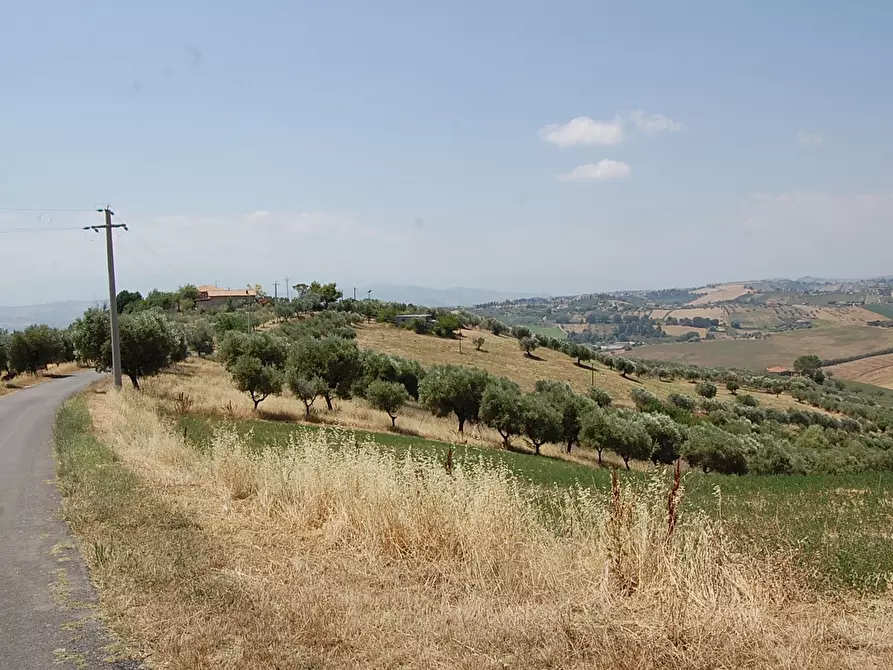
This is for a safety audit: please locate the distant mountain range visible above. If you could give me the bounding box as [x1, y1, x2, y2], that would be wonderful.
[356, 285, 544, 307]
[0, 300, 97, 330]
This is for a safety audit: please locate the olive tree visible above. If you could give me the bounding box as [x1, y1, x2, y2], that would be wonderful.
[188, 320, 215, 357]
[0, 329, 8, 374]
[534, 380, 595, 453]
[520, 392, 562, 455]
[288, 336, 363, 410]
[418, 365, 491, 433]
[231, 355, 283, 410]
[615, 357, 635, 378]
[726, 379, 740, 395]
[605, 412, 653, 470]
[8, 325, 69, 375]
[580, 406, 612, 465]
[681, 424, 749, 474]
[286, 370, 327, 417]
[480, 377, 524, 445]
[695, 380, 718, 399]
[365, 379, 410, 427]
[112, 311, 180, 390]
[519, 336, 539, 357]
[638, 412, 687, 464]
[587, 385, 613, 407]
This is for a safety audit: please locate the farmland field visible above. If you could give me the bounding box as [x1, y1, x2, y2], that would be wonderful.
[635, 324, 893, 370]
[827, 353, 893, 389]
[661, 324, 709, 338]
[687, 283, 752, 306]
[527, 324, 567, 340]
[664, 306, 727, 322]
[866, 304, 893, 319]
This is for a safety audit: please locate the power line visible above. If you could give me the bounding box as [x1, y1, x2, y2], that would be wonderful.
[0, 207, 96, 213]
[0, 226, 85, 234]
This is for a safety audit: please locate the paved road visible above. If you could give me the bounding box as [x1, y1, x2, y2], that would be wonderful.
[0, 372, 139, 669]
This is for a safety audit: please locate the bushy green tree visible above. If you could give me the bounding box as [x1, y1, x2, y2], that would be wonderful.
[639, 412, 687, 464]
[519, 336, 539, 357]
[419, 365, 491, 433]
[219, 331, 287, 369]
[580, 407, 612, 465]
[285, 369, 326, 417]
[8, 325, 68, 375]
[681, 424, 748, 474]
[432, 314, 462, 338]
[289, 336, 363, 410]
[605, 412, 653, 469]
[480, 377, 524, 445]
[586, 385, 613, 407]
[615, 357, 635, 378]
[511, 325, 531, 339]
[72, 308, 110, 369]
[0, 329, 8, 374]
[488, 320, 508, 337]
[115, 289, 143, 314]
[667, 392, 696, 411]
[231, 355, 283, 409]
[726, 379, 740, 394]
[188, 321, 215, 357]
[534, 380, 595, 453]
[630, 387, 661, 412]
[695, 380, 718, 399]
[112, 311, 180, 389]
[793, 354, 823, 378]
[365, 379, 410, 427]
[520, 392, 563, 455]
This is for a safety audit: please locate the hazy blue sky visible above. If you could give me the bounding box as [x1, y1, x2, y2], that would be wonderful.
[2, 1, 892, 304]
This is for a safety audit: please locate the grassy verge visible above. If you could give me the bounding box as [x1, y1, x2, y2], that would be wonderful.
[54, 395, 262, 668]
[54, 389, 893, 668]
[174, 410, 893, 592]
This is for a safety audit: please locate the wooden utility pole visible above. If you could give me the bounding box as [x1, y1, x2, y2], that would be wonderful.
[86, 208, 127, 389]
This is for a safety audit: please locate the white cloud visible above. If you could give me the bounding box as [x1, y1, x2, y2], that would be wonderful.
[558, 160, 631, 181]
[626, 110, 684, 135]
[538, 116, 625, 147]
[797, 132, 824, 146]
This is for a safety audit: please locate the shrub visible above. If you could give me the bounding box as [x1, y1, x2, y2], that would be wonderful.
[736, 393, 759, 407]
[695, 381, 718, 399]
[630, 387, 661, 413]
[667, 393, 696, 411]
[472, 336, 485, 351]
[587, 386, 613, 407]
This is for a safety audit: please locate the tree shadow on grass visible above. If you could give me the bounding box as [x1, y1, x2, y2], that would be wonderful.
[523, 353, 546, 361]
[257, 407, 301, 423]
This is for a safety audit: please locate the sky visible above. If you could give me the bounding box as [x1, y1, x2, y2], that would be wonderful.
[1, 1, 892, 305]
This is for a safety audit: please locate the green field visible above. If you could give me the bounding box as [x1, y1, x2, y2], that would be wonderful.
[636, 324, 893, 370]
[866, 304, 893, 319]
[528, 325, 568, 340]
[176, 411, 893, 593]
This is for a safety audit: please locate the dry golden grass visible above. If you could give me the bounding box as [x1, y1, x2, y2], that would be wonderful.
[794, 305, 885, 326]
[355, 323, 817, 414]
[687, 283, 752, 306]
[0, 361, 85, 398]
[829, 353, 893, 389]
[78, 388, 893, 669]
[661, 324, 709, 338]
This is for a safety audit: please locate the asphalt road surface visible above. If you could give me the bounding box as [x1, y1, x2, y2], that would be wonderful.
[0, 372, 141, 669]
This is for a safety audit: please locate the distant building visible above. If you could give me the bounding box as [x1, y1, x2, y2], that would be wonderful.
[766, 366, 793, 376]
[196, 285, 257, 308]
[394, 313, 434, 326]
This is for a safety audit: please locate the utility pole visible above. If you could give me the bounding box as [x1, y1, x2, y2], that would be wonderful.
[273, 281, 279, 300]
[285, 276, 290, 301]
[86, 208, 127, 389]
